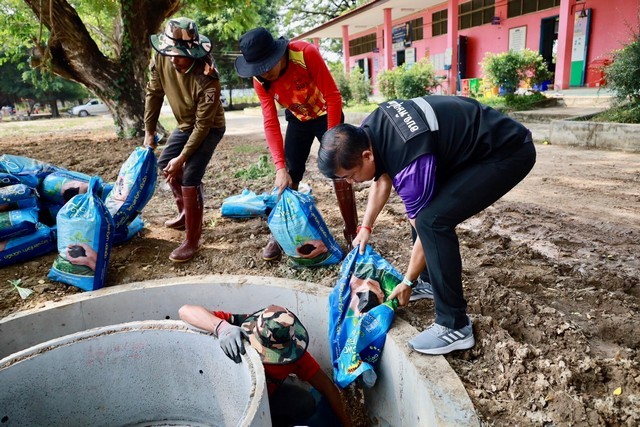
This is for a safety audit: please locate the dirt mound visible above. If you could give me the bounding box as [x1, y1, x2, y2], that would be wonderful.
[1, 118, 638, 426]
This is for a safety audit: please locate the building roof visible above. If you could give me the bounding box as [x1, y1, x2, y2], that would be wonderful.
[293, 0, 444, 40]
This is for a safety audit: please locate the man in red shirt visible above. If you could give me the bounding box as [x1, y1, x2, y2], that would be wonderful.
[179, 304, 351, 426]
[234, 27, 358, 261]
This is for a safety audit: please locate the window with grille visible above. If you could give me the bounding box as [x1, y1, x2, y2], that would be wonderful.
[432, 9, 448, 37]
[507, 0, 561, 18]
[409, 17, 424, 41]
[349, 33, 377, 56]
[458, 0, 495, 30]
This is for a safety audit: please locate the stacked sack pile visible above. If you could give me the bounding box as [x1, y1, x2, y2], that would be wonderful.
[0, 148, 156, 291]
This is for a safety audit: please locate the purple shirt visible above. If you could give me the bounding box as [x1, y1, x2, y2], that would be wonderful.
[392, 154, 436, 219]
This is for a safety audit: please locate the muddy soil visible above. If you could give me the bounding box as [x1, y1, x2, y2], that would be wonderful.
[1, 113, 639, 426]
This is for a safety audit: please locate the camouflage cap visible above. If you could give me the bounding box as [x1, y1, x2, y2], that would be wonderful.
[150, 17, 211, 59]
[241, 305, 309, 365]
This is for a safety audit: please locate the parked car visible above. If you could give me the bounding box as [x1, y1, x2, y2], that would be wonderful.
[70, 99, 109, 117]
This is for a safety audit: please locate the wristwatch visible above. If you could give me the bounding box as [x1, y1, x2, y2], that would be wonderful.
[401, 277, 417, 289]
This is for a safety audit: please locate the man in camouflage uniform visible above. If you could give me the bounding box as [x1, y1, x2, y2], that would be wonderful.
[144, 17, 225, 262]
[179, 304, 352, 426]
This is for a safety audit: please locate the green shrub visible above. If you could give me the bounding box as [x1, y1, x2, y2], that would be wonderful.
[377, 68, 399, 100]
[376, 59, 436, 100]
[228, 95, 259, 104]
[604, 39, 640, 104]
[503, 92, 547, 110]
[482, 49, 552, 94]
[476, 91, 548, 112]
[396, 59, 437, 99]
[348, 67, 372, 104]
[330, 64, 353, 105]
[590, 103, 640, 123]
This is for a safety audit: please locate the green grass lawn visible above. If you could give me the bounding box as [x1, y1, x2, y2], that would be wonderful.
[0, 112, 177, 139]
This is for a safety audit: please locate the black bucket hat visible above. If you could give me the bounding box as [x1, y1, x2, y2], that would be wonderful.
[234, 27, 289, 78]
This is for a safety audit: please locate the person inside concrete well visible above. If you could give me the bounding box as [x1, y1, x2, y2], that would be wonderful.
[234, 27, 358, 261]
[179, 304, 352, 427]
[318, 95, 536, 355]
[144, 17, 225, 263]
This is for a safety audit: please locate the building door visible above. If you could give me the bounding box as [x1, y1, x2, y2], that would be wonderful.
[540, 16, 558, 75]
[457, 35, 468, 92]
[356, 58, 371, 81]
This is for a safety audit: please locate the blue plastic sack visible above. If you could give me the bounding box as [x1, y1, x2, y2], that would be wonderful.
[39, 170, 92, 205]
[0, 154, 59, 188]
[104, 147, 157, 232]
[267, 188, 344, 267]
[0, 173, 21, 188]
[329, 245, 402, 388]
[221, 188, 270, 218]
[264, 183, 313, 211]
[48, 177, 115, 291]
[100, 182, 114, 202]
[0, 184, 38, 212]
[0, 207, 39, 241]
[113, 215, 144, 245]
[0, 223, 56, 268]
[222, 184, 312, 219]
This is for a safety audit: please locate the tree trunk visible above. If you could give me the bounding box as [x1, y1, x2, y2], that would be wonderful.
[24, 0, 181, 138]
[49, 97, 60, 118]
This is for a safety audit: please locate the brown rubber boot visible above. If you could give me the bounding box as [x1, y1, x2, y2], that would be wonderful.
[169, 185, 203, 263]
[333, 178, 358, 249]
[262, 235, 282, 261]
[165, 178, 185, 230]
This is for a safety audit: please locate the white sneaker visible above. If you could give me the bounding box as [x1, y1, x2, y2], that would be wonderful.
[408, 317, 475, 355]
[409, 279, 434, 302]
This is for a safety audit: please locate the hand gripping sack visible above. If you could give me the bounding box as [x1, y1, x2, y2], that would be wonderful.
[328, 245, 402, 388]
[267, 188, 344, 267]
[48, 177, 115, 291]
[104, 147, 157, 233]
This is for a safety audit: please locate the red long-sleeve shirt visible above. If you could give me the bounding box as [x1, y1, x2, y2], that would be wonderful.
[254, 40, 342, 170]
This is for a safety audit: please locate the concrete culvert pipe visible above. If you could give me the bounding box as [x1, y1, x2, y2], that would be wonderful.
[0, 320, 270, 427]
[0, 275, 479, 426]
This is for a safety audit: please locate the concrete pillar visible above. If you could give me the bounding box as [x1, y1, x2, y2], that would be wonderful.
[342, 25, 350, 74]
[555, 0, 577, 90]
[384, 8, 393, 70]
[447, 0, 459, 95]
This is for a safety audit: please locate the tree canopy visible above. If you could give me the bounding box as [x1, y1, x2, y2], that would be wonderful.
[1, 0, 279, 137]
[1, 0, 361, 136]
[280, 0, 365, 55]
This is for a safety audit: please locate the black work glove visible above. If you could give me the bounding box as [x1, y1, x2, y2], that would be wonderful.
[216, 321, 249, 363]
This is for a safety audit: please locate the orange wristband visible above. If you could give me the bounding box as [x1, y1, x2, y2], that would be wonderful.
[357, 225, 372, 234]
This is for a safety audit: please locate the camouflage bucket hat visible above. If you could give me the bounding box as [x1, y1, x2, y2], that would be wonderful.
[241, 305, 309, 365]
[150, 17, 211, 59]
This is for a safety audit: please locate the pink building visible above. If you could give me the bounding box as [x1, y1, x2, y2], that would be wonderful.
[294, 0, 639, 95]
